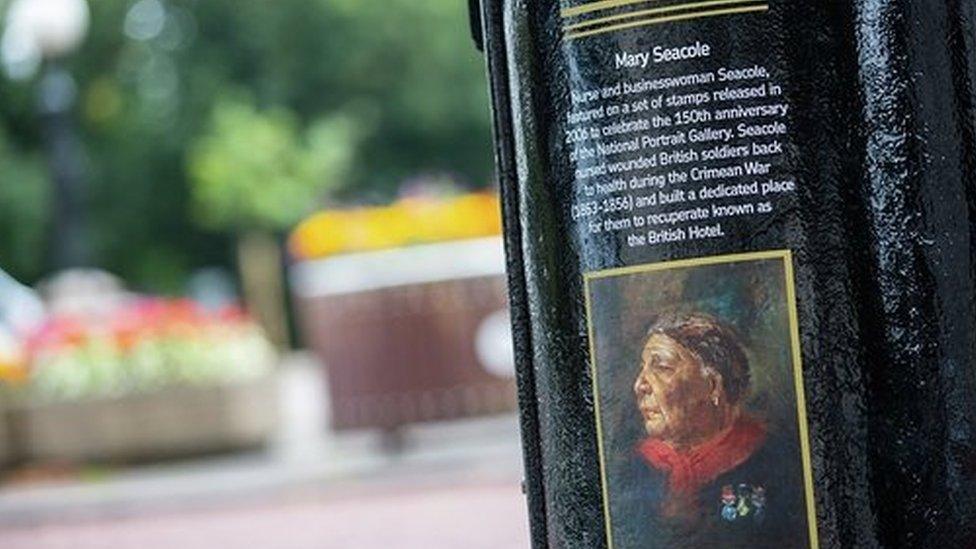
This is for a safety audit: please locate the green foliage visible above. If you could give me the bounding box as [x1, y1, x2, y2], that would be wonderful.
[0, 0, 493, 288]
[0, 130, 48, 280]
[188, 97, 354, 232]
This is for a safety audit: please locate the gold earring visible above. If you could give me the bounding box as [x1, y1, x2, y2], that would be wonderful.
[712, 396, 719, 406]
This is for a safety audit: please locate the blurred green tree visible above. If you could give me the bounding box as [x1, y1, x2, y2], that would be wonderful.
[188, 96, 355, 347]
[0, 130, 48, 281]
[0, 0, 492, 292]
[188, 97, 354, 233]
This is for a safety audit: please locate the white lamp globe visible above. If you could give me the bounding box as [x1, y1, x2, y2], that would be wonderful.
[5, 0, 90, 58]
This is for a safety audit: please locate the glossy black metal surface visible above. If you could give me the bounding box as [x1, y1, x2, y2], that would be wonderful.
[475, 1, 976, 546]
[847, 1, 976, 546]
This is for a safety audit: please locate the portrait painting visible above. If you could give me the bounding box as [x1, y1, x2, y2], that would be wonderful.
[584, 250, 817, 549]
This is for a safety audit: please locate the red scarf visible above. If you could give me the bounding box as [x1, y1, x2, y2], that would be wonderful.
[638, 415, 766, 516]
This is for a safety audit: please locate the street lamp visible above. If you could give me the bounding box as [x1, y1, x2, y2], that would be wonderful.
[2, 0, 91, 270]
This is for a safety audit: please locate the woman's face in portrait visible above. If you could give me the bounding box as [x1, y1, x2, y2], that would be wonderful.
[634, 333, 726, 446]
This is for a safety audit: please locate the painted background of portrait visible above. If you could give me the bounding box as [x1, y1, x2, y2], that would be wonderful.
[586, 255, 814, 549]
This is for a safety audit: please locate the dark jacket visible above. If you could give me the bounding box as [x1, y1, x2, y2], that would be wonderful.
[606, 417, 813, 549]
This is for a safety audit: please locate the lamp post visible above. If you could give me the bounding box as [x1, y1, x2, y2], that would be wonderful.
[3, 0, 91, 270]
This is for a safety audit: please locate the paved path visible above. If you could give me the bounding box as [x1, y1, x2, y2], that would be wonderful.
[0, 480, 530, 549]
[0, 355, 531, 548]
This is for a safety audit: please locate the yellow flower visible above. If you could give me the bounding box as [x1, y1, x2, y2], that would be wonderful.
[289, 192, 502, 260]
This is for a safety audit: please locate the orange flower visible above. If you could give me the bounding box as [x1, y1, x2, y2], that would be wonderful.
[0, 330, 28, 385]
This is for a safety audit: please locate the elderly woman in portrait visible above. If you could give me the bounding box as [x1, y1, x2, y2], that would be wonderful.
[632, 312, 766, 519]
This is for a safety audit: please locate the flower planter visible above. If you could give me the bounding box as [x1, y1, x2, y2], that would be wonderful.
[7, 375, 277, 463]
[291, 237, 517, 431]
[0, 395, 10, 465]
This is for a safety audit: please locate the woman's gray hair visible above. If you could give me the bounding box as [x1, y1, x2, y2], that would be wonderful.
[645, 311, 751, 405]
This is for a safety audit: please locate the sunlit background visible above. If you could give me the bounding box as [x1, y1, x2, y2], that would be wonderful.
[0, 0, 528, 547]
